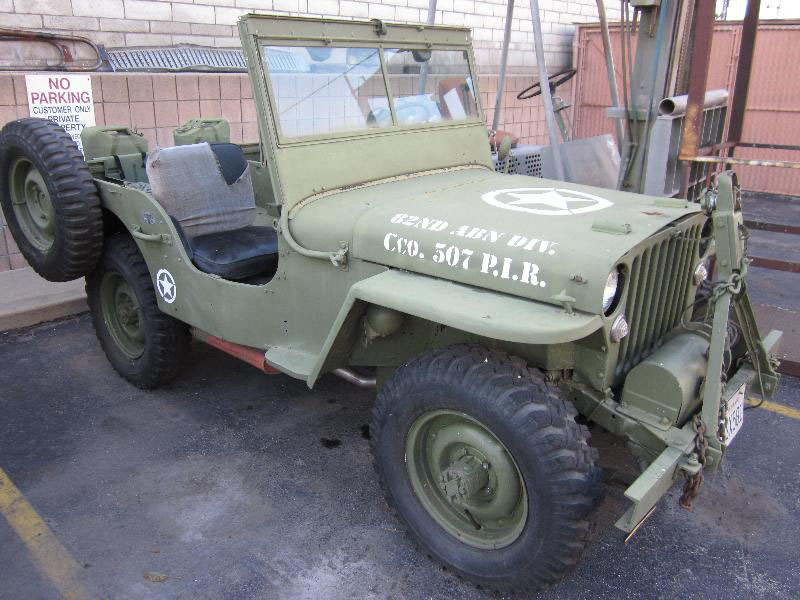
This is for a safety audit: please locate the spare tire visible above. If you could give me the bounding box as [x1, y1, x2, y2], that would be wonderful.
[0, 118, 103, 281]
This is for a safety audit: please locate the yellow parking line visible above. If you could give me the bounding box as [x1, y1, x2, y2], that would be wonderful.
[0, 468, 88, 600]
[748, 397, 800, 420]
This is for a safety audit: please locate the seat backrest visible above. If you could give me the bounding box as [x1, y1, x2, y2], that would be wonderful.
[146, 142, 255, 238]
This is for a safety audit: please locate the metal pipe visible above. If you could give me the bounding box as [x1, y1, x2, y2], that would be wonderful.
[726, 0, 761, 144]
[418, 0, 438, 95]
[492, 0, 516, 134]
[333, 368, 377, 388]
[191, 328, 280, 374]
[595, 0, 623, 150]
[659, 89, 729, 116]
[426, 0, 437, 24]
[528, 0, 565, 180]
[680, 155, 800, 169]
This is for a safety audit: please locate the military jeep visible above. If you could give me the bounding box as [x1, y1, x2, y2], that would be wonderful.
[0, 15, 781, 594]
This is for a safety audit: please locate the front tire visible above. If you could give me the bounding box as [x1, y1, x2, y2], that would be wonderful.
[370, 345, 601, 594]
[87, 235, 189, 389]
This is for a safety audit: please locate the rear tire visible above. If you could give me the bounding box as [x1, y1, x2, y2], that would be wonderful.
[87, 234, 189, 389]
[0, 118, 103, 281]
[370, 344, 601, 594]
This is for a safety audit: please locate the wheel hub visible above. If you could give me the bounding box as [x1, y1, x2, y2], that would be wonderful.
[9, 158, 55, 251]
[100, 272, 145, 359]
[406, 410, 528, 549]
[439, 452, 489, 501]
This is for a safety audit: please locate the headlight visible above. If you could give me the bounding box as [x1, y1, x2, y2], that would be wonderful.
[693, 261, 710, 285]
[602, 268, 620, 314]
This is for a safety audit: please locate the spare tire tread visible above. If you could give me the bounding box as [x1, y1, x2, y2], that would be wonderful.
[0, 118, 103, 281]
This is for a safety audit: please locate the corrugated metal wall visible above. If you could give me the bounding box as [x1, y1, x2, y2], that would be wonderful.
[572, 20, 800, 195]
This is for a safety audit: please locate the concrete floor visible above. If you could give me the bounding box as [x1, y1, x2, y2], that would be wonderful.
[0, 315, 798, 600]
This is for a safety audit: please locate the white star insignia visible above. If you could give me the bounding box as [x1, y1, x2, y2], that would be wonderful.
[158, 276, 174, 299]
[506, 190, 575, 211]
[481, 187, 614, 216]
[156, 269, 176, 303]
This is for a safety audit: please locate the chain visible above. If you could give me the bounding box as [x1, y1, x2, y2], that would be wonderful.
[679, 196, 753, 508]
[679, 414, 709, 508]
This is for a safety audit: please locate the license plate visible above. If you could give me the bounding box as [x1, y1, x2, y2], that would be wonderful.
[721, 383, 746, 445]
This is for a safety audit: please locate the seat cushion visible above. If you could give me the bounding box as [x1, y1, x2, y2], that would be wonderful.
[188, 225, 279, 281]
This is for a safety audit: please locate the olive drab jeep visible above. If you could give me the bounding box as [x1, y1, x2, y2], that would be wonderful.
[0, 15, 781, 594]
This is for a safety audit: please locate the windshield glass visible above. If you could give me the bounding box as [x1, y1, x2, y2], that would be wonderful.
[262, 45, 391, 138]
[262, 44, 479, 139]
[381, 48, 478, 126]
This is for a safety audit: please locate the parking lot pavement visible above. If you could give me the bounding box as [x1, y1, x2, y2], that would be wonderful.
[1, 314, 798, 600]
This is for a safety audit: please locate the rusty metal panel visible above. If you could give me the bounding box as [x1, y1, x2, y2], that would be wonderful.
[572, 20, 800, 195]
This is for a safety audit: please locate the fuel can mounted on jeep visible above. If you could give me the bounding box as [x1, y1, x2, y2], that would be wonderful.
[0, 14, 781, 594]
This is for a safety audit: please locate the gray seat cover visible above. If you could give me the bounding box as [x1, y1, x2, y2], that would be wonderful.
[146, 142, 255, 238]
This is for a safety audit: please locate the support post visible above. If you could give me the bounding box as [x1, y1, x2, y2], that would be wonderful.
[528, 0, 565, 180]
[726, 0, 761, 144]
[595, 0, 623, 150]
[492, 0, 516, 134]
[678, 0, 716, 161]
[426, 0, 437, 24]
[418, 0, 438, 94]
[678, 0, 716, 197]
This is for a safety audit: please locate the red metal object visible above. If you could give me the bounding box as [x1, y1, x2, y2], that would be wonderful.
[749, 256, 800, 274]
[726, 0, 761, 145]
[678, 0, 717, 165]
[191, 328, 280, 374]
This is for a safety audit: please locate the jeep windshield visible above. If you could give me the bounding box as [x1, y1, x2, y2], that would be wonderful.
[262, 45, 479, 139]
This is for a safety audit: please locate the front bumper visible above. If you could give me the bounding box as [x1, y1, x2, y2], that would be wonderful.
[614, 316, 782, 535]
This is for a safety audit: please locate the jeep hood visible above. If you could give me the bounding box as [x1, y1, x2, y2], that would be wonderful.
[289, 167, 701, 314]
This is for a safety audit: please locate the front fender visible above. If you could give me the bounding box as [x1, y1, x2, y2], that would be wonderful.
[307, 269, 603, 386]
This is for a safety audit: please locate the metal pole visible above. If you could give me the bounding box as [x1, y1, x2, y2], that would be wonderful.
[428, 0, 436, 25]
[418, 0, 438, 94]
[492, 0, 516, 133]
[678, 0, 716, 161]
[426, 0, 437, 24]
[678, 0, 716, 197]
[595, 0, 623, 150]
[528, 0, 566, 180]
[727, 0, 761, 144]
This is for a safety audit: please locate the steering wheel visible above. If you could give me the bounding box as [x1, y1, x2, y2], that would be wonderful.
[517, 68, 576, 100]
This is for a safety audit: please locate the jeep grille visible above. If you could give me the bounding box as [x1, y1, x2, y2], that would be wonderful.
[615, 218, 704, 379]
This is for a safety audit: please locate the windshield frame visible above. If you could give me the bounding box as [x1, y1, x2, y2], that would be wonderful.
[258, 39, 484, 146]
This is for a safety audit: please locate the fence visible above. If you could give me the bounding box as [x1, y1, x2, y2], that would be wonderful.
[571, 19, 800, 195]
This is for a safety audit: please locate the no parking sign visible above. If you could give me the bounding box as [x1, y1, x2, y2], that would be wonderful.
[25, 74, 96, 154]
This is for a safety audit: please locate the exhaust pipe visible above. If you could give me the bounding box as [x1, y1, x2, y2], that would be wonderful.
[192, 328, 377, 387]
[333, 368, 377, 388]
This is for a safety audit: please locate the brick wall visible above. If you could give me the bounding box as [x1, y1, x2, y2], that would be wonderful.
[1, 0, 605, 272]
[4, 0, 616, 71]
[0, 69, 556, 272]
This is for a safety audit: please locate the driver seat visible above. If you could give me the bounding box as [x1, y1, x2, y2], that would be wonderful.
[146, 142, 279, 281]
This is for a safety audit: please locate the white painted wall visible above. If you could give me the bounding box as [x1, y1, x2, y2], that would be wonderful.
[7, 0, 618, 72]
